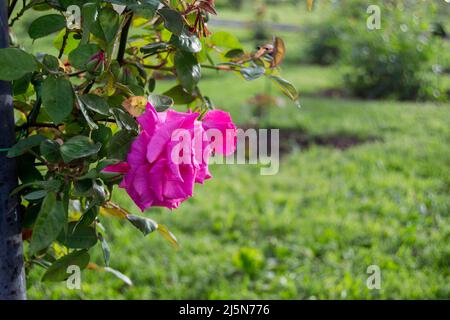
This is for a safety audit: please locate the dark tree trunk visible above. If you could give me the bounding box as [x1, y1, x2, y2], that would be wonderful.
[0, 0, 26, 300]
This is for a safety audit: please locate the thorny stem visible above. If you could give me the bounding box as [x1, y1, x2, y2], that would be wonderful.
[8, 0, 18, 18]
[117, 12, 133, 65]
[58, 29, 68, 59]
[9, 0, 32, 27]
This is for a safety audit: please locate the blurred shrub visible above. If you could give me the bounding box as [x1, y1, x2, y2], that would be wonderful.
[343, 28, 444, 100]
[337, 0, 446, 100]
[232, 247, 265, 278]
[306, 24, 342, 65]
[229, 0, 244, 10]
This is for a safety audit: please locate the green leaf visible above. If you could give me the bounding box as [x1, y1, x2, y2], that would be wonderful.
[58, 222, 98, 249]
[140, 42, 169, 54]
[108, 130, 135, 161]
[209, 31, 243, 49]
[127, 215, 158, 236]
[240, 65, 265, 81]
[11, 179, 62, 196]
[22, 204, 41, 229]
[158, 7, 184, 36]
[40, 139, 62, 163]
[174, 51, 201, 93]
[81, 3, 97, 44]
[0, 48, 38, 81]
[77, 96, 98, 130]
[170, 32, 202, 53]
[98, 232, 110, 267]
[92, 6, 119, 43]
[42, 55, 60, 72]
[148, 77, 156, 92]
[268, 75, 300, 105]
[28, 14, 66, 40]
[148, 94, 174, 112]
[79, 94, 110, 115]
[41, 76, 74, 123]
[60, 136, 102, 163]
[68, 43, 100, 70]
[24, 190, 48, 201]
[110, 108, 139, 132]
[104, 267, 132, 286]
[13, 72, 32, 95]
[42, 250, 90, 282]
[53, 29, 80, 55]
[92, 125, 112, 158]
[225, 48, 244, 58]
[7, 135, 46, 158]
[30, 193, 67, 255]
[76, 206, 98, 227]
[163, 85, 196, 104]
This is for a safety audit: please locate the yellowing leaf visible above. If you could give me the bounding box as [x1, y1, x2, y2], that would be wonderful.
[157, 224, 179, 248]
[122, 96, 147, 117]
[99, 206, 128, 219]
[307, 0, 314, 11]
[132, 17, 148, 28]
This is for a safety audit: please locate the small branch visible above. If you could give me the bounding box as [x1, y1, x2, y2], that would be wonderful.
[117, 12, 133, 65]
[58, 29, 69, 59]
[68, 70, 85, 77]
[83, 80, 95, 94]
[15, 122, 62, 131]
[9, 0, 32, 27]
[201, 64, 236, 72]
[8, 0, 18, 18]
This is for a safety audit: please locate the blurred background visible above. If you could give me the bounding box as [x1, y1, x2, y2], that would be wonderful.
[19, 0, 450, 299]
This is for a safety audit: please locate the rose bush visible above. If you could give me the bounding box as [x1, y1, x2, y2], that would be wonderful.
[0, 0, 299, 287]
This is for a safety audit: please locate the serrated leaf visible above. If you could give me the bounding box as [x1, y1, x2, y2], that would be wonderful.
[140, 42, 169, 54]
[170, 32, 202, 53]
[40, 139, 62, 163]
[163, 85, 196, 105]
[98, 233, 110, 266]
[110, 108, 139, 132]
[7, 135, 46, 158]
[79, 94, 110, 115]
[30, 193, 67, 255]
[209, 31, 243, 50]
[58, 222, 98, 249]
[268, 75, 300, 104]
[174, 50, 201, 93]
[42, 250, 90, 282]
[148, 94, 174, 112]
[240, 65, 265, 81]
[41, 76, 74, 124]
[127, 214, 158, 236]
[0, 48, 38, 81]
[108, 130, 135, 161]
[24, 190, 48, 201]
[68, 43, 100, 70]
[28, 14, 66, 40]
[60, 136, 101, 163]
[158, 7, 184, 36]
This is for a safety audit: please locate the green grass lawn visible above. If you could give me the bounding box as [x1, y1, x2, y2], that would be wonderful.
[11, 2, 450, 299]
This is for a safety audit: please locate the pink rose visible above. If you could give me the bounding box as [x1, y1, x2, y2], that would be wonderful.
[104, 103, 236, 211]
